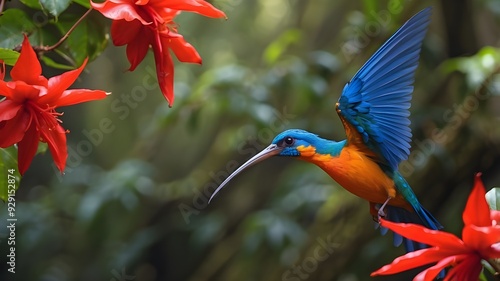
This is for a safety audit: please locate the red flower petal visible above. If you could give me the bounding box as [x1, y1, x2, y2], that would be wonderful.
[40, 59, 88, 106]
[7, 81, 43, 102]
[125, 27, 152, 71]
[0, 100, 23, 122]
[153, 44, 174, 106]
[462, 225, 500, 258]
[166, 36, 202, 64]
[0, 80, 15, 99]
[491, 243, 500, 255]
[10, 35, 47, 87]
[413, 255, 466, 281]
[492, 210, 500, 226]
[0, 108, 30, 147]
[17, 123, 39, 175]
[55, 89, 109, 107]
[155, 0, 227, 18]
[39, 122, 67, 173]
[91, 0, 151, 25]
[443, 255, 482, 281]
[157, 8, 180, 22]
[463, 173, 492, 227]
[379, 219, 465, 249]
[371, 248, 459, 276]
[111, 19, 144, 46]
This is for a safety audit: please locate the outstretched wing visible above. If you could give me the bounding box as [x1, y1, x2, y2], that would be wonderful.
[336, 8, 431, 170]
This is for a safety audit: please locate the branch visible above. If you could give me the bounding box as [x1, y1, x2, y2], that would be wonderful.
[0, 0, 5, 15]
[34, 8, 93, 53]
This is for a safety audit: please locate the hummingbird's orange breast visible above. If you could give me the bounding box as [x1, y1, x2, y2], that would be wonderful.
[297, 145, 411, 210]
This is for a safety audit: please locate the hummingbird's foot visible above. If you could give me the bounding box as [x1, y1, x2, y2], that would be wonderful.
[377, 209, 386, 219]
[376, 197, 392, 221]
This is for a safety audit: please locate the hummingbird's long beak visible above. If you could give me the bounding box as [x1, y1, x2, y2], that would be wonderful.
[208, 144, 282, 203]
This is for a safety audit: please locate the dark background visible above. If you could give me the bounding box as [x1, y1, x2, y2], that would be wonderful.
[2, 0, 500, 280]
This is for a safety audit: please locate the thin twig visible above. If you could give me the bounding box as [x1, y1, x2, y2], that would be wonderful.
[0, 0, 5, 15]
[37, 7, 93, 52]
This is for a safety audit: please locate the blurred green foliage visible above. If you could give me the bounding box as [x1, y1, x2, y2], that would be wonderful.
[0, 147, 21, 201]
[1, 0, 500, 281]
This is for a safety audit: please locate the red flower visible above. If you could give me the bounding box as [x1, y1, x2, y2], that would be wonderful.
[0, 35, 108, 175]
[91, 0, 226, 106]
[371, 174, 500, 281]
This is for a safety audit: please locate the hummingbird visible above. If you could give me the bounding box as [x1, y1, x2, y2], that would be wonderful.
[210, 7, 441, 252]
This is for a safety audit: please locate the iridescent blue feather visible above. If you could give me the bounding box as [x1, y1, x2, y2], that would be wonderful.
[338, 7, 432, 170]
[336, 8, 443, 258]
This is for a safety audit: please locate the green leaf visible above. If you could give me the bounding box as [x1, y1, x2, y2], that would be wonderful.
[20, 0, 44, 9]
[72, 0, 91, 8]
[29, 22, 63, 50]
[41, 55, 76, 70]
[362, 0, 379, 21]
[486, 187, 500, 211]
[55, 13, 108, 66]
[0, 9, 37, 49]
[440, 46, 500, 88]
[0, 146, 21, 202]
[478, 270, 488, 281]
[0, 48, 20, 66]
[37, 142, 49, 155]
[40, 0, 72, 17]
[263, 29, 301, 65]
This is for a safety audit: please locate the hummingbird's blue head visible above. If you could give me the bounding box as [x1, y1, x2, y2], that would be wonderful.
[208, 129, 344, 203]
[271, 129, 323, 157]
[271, 129, 344, 157]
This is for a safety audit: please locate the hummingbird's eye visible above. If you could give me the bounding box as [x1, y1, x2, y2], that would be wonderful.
[284, 137, 294, 146]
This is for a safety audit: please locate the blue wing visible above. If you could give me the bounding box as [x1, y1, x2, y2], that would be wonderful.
[336, 7, 431, 170]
